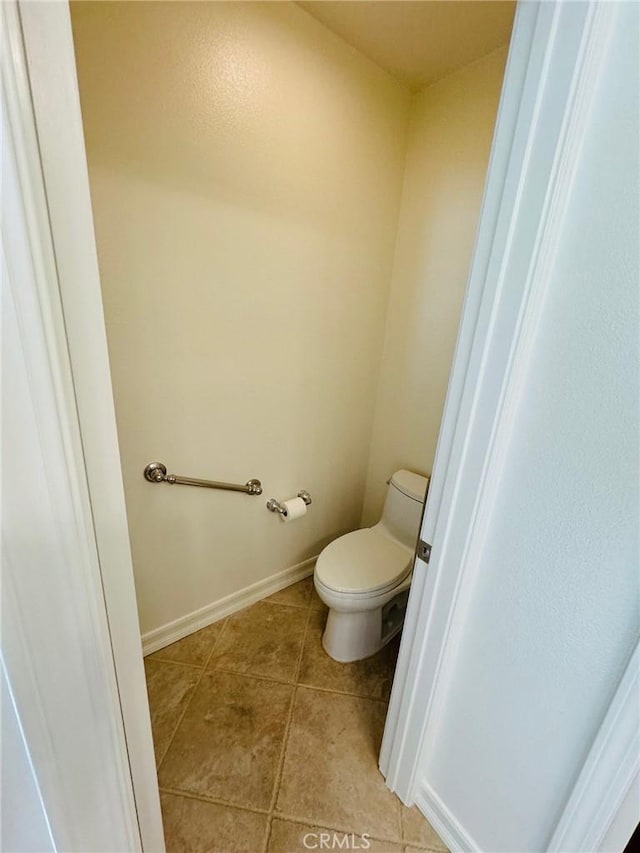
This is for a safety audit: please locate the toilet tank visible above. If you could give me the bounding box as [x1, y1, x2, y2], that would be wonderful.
[377, 470, 429, 548]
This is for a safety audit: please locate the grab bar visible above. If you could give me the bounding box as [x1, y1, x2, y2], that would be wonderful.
[143, 462, 262, 495]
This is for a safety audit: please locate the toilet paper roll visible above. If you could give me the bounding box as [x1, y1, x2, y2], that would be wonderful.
[281, 497, 307, 523]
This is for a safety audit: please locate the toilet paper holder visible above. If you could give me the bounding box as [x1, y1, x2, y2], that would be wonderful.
[267, 490, 312, 516]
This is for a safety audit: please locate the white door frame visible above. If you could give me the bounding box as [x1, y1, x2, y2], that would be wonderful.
[381, 2, 639, 850]
[6, 0, 165, 849]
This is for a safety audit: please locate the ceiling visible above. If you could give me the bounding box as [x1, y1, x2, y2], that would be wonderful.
[298, 1, 516, 91]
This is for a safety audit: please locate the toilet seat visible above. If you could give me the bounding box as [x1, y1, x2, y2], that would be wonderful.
[315, 527, 413, 596]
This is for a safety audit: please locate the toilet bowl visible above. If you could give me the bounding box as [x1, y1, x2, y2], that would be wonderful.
[314, 469, 429, 662]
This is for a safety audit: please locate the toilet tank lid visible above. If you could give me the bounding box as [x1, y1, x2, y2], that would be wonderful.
[391, 470, 430, 503]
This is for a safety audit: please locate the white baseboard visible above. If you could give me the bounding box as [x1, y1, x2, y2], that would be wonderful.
[141, 556, 317, 656]
[414, 779, 479, 853]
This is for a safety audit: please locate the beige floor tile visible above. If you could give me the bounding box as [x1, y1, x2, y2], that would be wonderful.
[144, 659, 200, 765]
[160, 792, 267, 852]
[276, 687, 401, 841]
[265, 578, 313, 608]
[401, 806, 447, 851]
[298, 610, 393, 700]
[209, 601, 307, 682]
[147, 620, 226, 667]
[159, 670, 293, 810]
[267, 818, 403, 852]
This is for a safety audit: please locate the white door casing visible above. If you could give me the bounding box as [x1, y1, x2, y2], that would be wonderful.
[1, 1, 163, 849]
[16, 1, 165, 849]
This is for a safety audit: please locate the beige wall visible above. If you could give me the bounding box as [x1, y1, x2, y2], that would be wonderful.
[71, 1, 410, 634]
[361, 47, 508, 525]
[72, 1, 507, 635]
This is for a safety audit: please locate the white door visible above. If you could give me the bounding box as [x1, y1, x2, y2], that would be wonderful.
[381, 2, 639, 851]
[1, 2, 163, 849]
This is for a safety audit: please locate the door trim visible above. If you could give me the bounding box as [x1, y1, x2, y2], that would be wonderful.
[15, 1, 165, 849]
[381, 3, 636, 851]
[2, 0, 144, 848]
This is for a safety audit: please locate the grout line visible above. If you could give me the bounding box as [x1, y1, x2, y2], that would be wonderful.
[262, 599, 309, 610]
[265, 573, 314, 842]
[159, 786, 269, 817]
[404, 846, 448, 853]
[205, 665, 299, 688]
[413, 847, 449, 853]
[295, 681, 390, 704]
[145, 656, 203, 670]
[261, 576, 314, 610]
[263, 602, 314, 851]
[267, 811, 407, 846]
[155, 618, 230, 773]
[295, 597, 312, 682]
[262, 814, 274, 853]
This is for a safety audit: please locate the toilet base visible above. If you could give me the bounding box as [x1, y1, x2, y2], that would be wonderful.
[321, 585, 410, 663]
[322, 608, 382, 663]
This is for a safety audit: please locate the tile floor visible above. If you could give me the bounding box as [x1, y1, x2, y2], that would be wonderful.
[145, 576, 448, 853]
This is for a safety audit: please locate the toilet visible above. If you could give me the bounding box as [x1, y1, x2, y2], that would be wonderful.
[314, 469, 429, 663]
